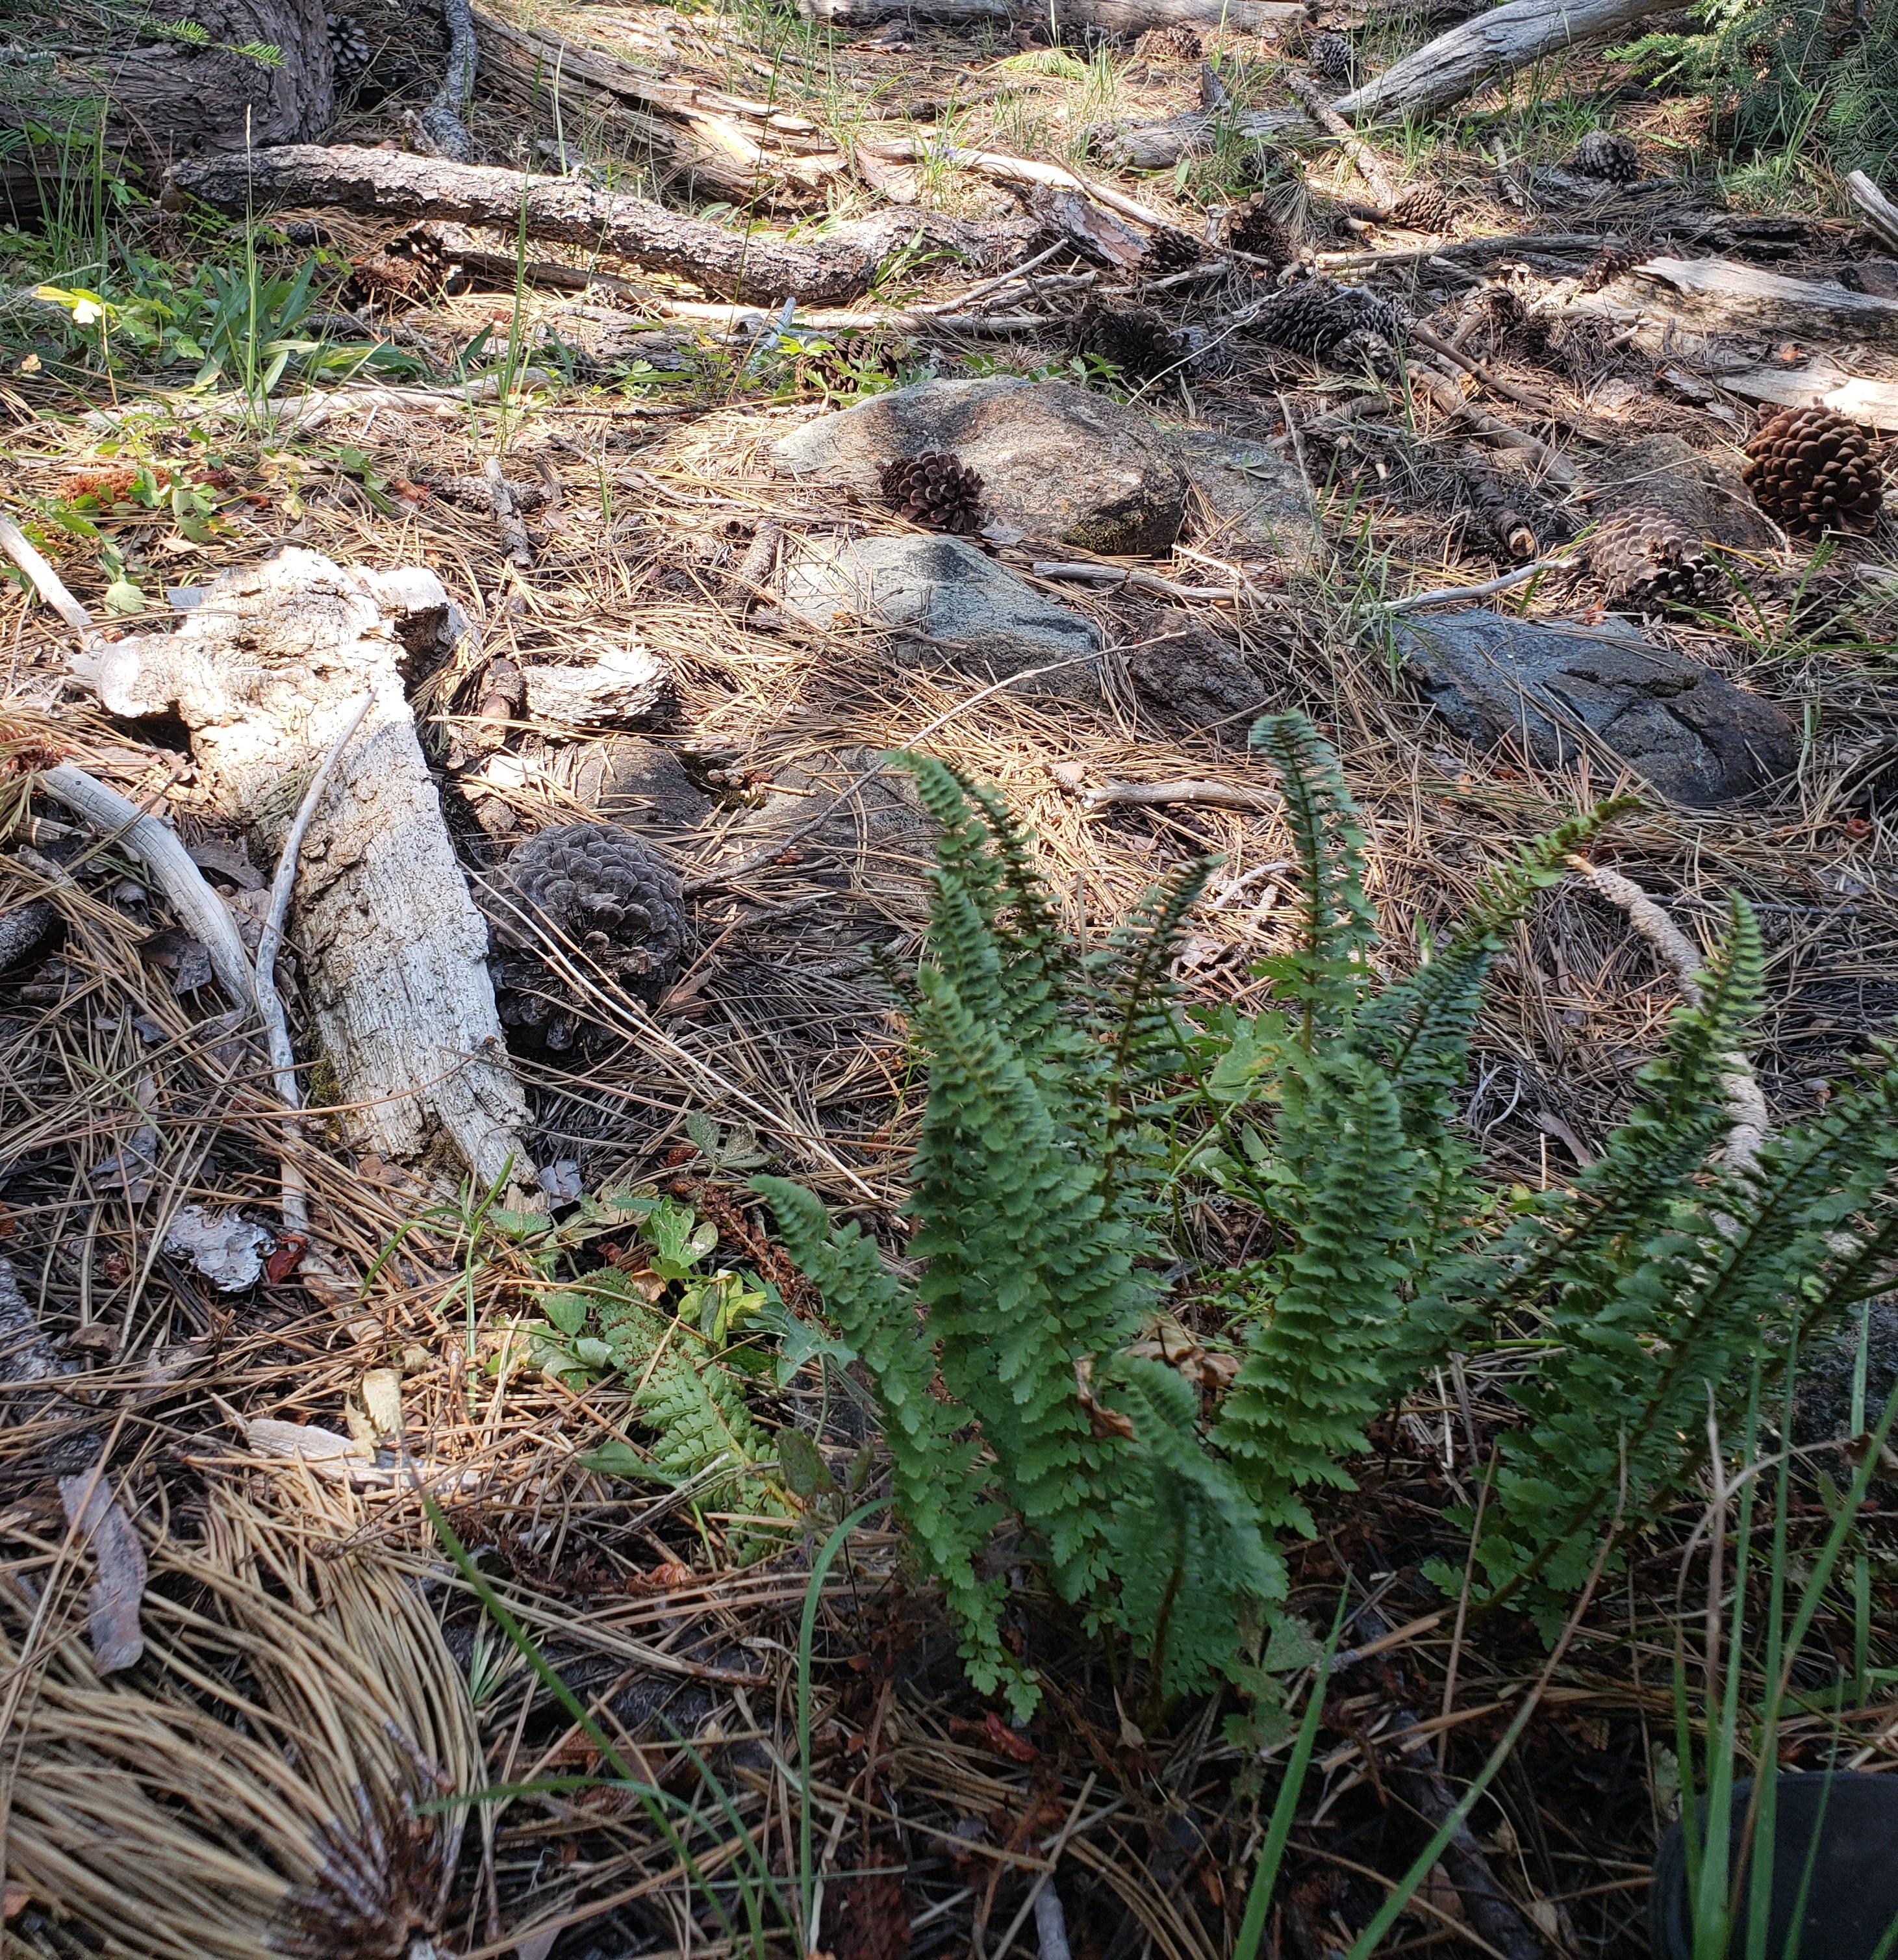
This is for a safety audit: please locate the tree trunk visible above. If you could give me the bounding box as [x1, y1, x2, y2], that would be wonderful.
[1, 0, 332, 212]
[167, 143, 1029, 303]
[72, 550, 534, 1190]
[1634, 255, 1898, 345]
[1332, 0, 1678, 121]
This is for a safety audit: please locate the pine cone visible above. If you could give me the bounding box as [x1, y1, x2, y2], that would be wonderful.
[1577, 243, 1641, 292]
[1589, 505, 1719, 609]
[1567, 131, 1641, 183]
[327, 10, 373, 84]
[1389, 182, 1450, 232]
[343, 228, 462, 309]
[1135, 23, 1202, 60]
[490, 823, 687, 1049]
[1307, 29, 1352, 83]
[1742, 405, 1885, 537]
[1069, 298, 1179, 383]
[1251, 279, 1404, 361]
[1227, 193, 1297, 266]
[878, 452, 986, 533]
[1143, 227, 1208, 277]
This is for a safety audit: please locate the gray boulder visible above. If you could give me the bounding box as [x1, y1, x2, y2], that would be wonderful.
[1128, 609, 1267, 726]
[1394, 610, 1796, 806]
[1165, 427, 1316, 564]
[779, 534, 1105, 701]
[771, 377, 1189, 555]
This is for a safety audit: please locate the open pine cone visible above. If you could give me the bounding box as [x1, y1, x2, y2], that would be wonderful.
[1567, 131, 1640, 183]
[1251, 279, 1404, 362]
[1135, 23, 1201, 60]
[1227, 194, 1297, 266]
[342, 228, 464, 310]
[489, 822, 687, 1049]
[878, 452, 986, 533]
[1070, 298, 1179, 383]
[1742, 405, 1885, 537]
[1589, 505, 1719, 609]
[1143, 227, 1208, 276]
[1389, 183, 1450, 232]
[1306, 29, 1352, 83]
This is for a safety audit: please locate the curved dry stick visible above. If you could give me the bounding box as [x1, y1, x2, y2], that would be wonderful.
[1570, 858, 1767, 1173]
[40, 765, 257, 1015]
[0, 515, 97, 640]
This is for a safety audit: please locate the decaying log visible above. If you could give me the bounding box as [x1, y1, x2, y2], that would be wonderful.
[166, 145, 1026, 304]
[70, 550, 533, 1190]
[1717, 357, 1898, 433]
[1, 0, 331, 210]
[798, 0, 1300, 25]
[1846, 171, 1898, 257]
[1634, 256, 1898, 346]
[1333, 0, 1678, 122]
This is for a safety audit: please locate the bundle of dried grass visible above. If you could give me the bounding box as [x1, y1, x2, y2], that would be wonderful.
[5, 1475, 480, 1960]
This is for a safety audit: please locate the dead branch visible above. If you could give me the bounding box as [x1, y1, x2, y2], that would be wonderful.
[798, 0, 1300, 25]
[1049, 769, 1282, 815]
[165, 146, 1028, 305]
[1845, 171, 1898, 257]
[1634, 257, 1898, 344]
[1289, 70, 1397, 210]
[1717, 359, 1898, 433]
[419, 0, 479, 161]
[1384, 554, 1578, 614]
[1333, 0, 1682, 122]
[1409, 364, 1578, 487]
[483, 458, 535, 570]
[0, 515, 100, 641]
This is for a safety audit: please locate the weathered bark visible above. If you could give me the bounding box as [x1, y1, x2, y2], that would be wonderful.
[798, 0, 1300, 24]
[1634, 255, 1898, 346]
[72, 550, 533, 1189]
[166, 144, 1023, 303]
[1332, 0, 1678, 121]
[1, 0, 331, 210]
[420, 0, 478, 161]
[1717, 358, 1898, 433]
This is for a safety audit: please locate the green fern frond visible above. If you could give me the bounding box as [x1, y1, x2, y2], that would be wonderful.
[1248, 713, 1377, 1034]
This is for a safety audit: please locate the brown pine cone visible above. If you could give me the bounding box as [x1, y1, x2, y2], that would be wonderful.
[1227, 193, 1297, 266]
[1589, 505, 1719, 609]
[1143, 227, 1208, 277]
[1135, 23, 1202, 60]
[1578, 243, 1642, 292]
[489, 822, 687, 1048]
[1567, 131, 1641, 183]
[878, 452, 987, 533]
[1250, 279, 1404, 361]
[1742, 405, 1885, 537]
[1389, 183, 1450, 233]
[1069, 298, 1180, 384]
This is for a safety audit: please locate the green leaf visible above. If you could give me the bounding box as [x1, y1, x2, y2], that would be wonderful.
[542, 1292, 589, 1337]
[101, 578, 144, 616]
[579, 1439, 649, 1477]
[777, 1427, 838, 1501]
[753, 1295, 857, 1386]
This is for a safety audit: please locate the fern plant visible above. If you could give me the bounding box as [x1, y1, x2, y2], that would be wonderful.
[758, 756, 1280, 1718]
[1618, 0, 1897, 182]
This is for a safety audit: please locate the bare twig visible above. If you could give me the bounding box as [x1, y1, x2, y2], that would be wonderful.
[1288, 70, 1397, 210]
[1409, 364, 1577, 485]
[1030, 561, 1252, 604]
[1050, 769, 1282, 815]
[1382, 555, 1579, 615]
[0, 514, 99, 641]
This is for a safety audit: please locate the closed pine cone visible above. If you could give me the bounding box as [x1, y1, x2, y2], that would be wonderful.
[1070, 298, 1179, 383]
[327, 10, 373, 84]
[1135, 23, 1202, 59]
[1567, 131, 1641, 183]
[1389, 182, 1450, 232]
[878, 452, 986, 533]
[1589, 505, 1718, 609]
[1227, 194, 1297, 266]
[1252, 279, 1403, 361]
[1742, 405, 1884, 537]
[490, 822, 687, 1049]
[1307, 29, 1352, 83]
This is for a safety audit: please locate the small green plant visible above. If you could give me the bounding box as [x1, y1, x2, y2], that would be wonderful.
[511, 1191, 798, 1553]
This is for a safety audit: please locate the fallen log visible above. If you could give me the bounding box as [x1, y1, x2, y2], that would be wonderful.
[70, 550, 534, 1190]
[1847, 171, 1898, 257]
[1332, 0, 1680, 122]
[798, 0, 1301, 25]
[1634, 256, 1898, 346]
[1716, 357, 1898, 433]
[166, 144, 1022, 305]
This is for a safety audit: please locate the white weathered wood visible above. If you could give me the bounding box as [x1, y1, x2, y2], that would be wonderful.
[1717, 357, 1898, 432]
[1333, 0, 1679, 122]
[74, 550, 532, 1188]
[1845, 172, 1898, 257]
[1635, 257, 1898, 345]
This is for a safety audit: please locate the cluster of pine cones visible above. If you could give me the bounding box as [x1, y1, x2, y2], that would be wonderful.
[1251, 279, 1404, 363]
[878, 453, 987, 533]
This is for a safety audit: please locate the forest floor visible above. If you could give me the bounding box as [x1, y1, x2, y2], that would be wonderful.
[3, 4, 1898, 1958]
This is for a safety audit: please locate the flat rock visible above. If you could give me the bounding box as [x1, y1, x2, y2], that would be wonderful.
[771, 377, 1189, 555]
[1165, 428, 1315, 563]
[1395, 611, 1796, 807]
[779, 534, 1105, 701]
[1128, 609, 1267, 726]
